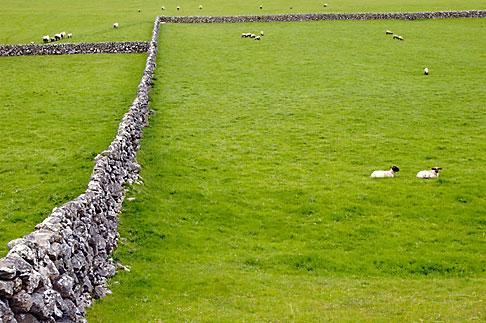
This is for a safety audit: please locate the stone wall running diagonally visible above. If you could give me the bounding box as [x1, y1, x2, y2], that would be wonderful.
[0, 17, 160, 323]
[159, 10, 486, 23]
[0, 41, 149, 57]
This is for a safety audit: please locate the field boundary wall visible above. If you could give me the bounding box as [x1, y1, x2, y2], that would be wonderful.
[0, 17, 160, 323]
[0, 42, 149, 57]
[159, 10, 486, 23]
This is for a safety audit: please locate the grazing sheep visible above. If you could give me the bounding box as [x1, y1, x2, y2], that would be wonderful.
[385, 30, 393, 35]
[54, 33, 62, 41]
[324, 3, 328, 7]
[50, 37, 56, 42]
[42, 35, 50, 43]
[161, 6, 165, 10]
[424, 67, 429, 75]
[241, 33, 251, 38]
[259, 5, 263, 9]
[138, 9, 141, 12]
[177, 6, 180, 10]
[416, 167, 442, 179]
[250, 34, 256, 38]
[255, 35, 261, 40]
[30, 41, 35, 44]
[60, 31, 66, 38]
[113, 22, 119, 28]
[260, 31, 264, 36]
[393, 34, 404, 41]
[67, 33, 72, 38]
[371, 165, 400, 178]
[199, 5, 203, 9]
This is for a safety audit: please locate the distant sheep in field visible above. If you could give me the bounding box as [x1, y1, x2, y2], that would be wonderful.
[113, 22, 119, 29]
[371, 165, 400, 178]
[161, 6, 165, 10]
[393, 34, 404, 41]
[54, 33, 62, 41]
[250, 34, 256, 38]
[199, 5, 203, 9]
[324, 3, 328, 7]
[260, 5, 263, 9]
[60, 31, 66, 38]
[416, 167, 441, 179]
[424, 67, 429, 75]
[177, 6, 180, 10]
[260, 31, 264, 36]
[385, 30, 393, 35]
[42, 35, 50, 43]
[255, 35, 261, 40]
[241, 33, 251, 38]
[67, 33, 72, 38]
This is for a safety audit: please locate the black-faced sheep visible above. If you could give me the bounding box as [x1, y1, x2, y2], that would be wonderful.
[371, 165, 400, 178]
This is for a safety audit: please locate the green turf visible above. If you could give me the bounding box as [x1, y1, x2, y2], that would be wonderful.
[0, 54, 146, 255]
[0, 0, 485, 44]
[87, 18, 486, 321]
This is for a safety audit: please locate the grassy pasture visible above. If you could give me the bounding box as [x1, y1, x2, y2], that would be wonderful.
[0, 54, 146, 255]
[0, 0, 485, 44]
[88, 19, 485, 321]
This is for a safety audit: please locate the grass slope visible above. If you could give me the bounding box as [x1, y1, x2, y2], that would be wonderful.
[0, 54, 146, 255]
[0, 0, 485, 44]
[88, 19, 485, 321]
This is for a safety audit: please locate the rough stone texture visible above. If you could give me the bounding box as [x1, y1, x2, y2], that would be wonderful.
[0, 17, 160, 322]
[159, 10, 486, 23]
[0, 41, 149, 57]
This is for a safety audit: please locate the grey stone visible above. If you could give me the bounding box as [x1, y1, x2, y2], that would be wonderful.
[10, 290, 33, 312]
[0, 280, 14, 296]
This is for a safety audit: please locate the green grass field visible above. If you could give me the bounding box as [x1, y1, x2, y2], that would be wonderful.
[1, 0, 485, 321]
[1, 0, 485, 44]
[87, 19, 486, 321]
[0, 54, 146, 254]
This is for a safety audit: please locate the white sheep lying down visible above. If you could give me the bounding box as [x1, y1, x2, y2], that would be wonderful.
[371, 165, 400, 178]
[417, 167, 442, 179]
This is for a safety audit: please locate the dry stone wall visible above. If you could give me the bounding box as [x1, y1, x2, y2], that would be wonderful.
[0, 42, 149, 57]
[0, 17, 160, 323]
[160, 10, 486, 23]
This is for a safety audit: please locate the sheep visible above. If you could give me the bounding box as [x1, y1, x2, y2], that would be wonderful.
[250, 34, 256, 38]
[161, 6, 165, 10]
[177, 6, 180, 10]
[54, 33, 62, 41]
[50, 37, 56, 42]
[324, 3, 328, 7]
[260, 31, 264, 36]
[259, 5, 263, 9]
[416, 167, 442, 179]
[255, 35, 261, 40]
[138, 9, 141, 12]
[113, 22, 119, 29]
[424, 67, 429, 75]
[60, 31, 66, 38]
[199, 5, 203, 9]
[393, 34, 404, 41]
[241, 33, 251, 38]
[42, 35, 50, 43]
[67, 33, 72, 38]
[370, 165, 400, 178]
[385, 30, 393, 35]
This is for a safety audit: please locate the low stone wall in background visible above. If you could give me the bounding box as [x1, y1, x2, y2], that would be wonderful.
[0, 17, 160, 323]
[0, 41, 149, 57]
[160, 10, 486, 23]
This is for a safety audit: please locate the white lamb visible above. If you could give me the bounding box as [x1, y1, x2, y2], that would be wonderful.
[416, 167, 441, 179]
[113, 22, 119, 29]
[42, 35, 50, 43]
[371, 165, 400, 178]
